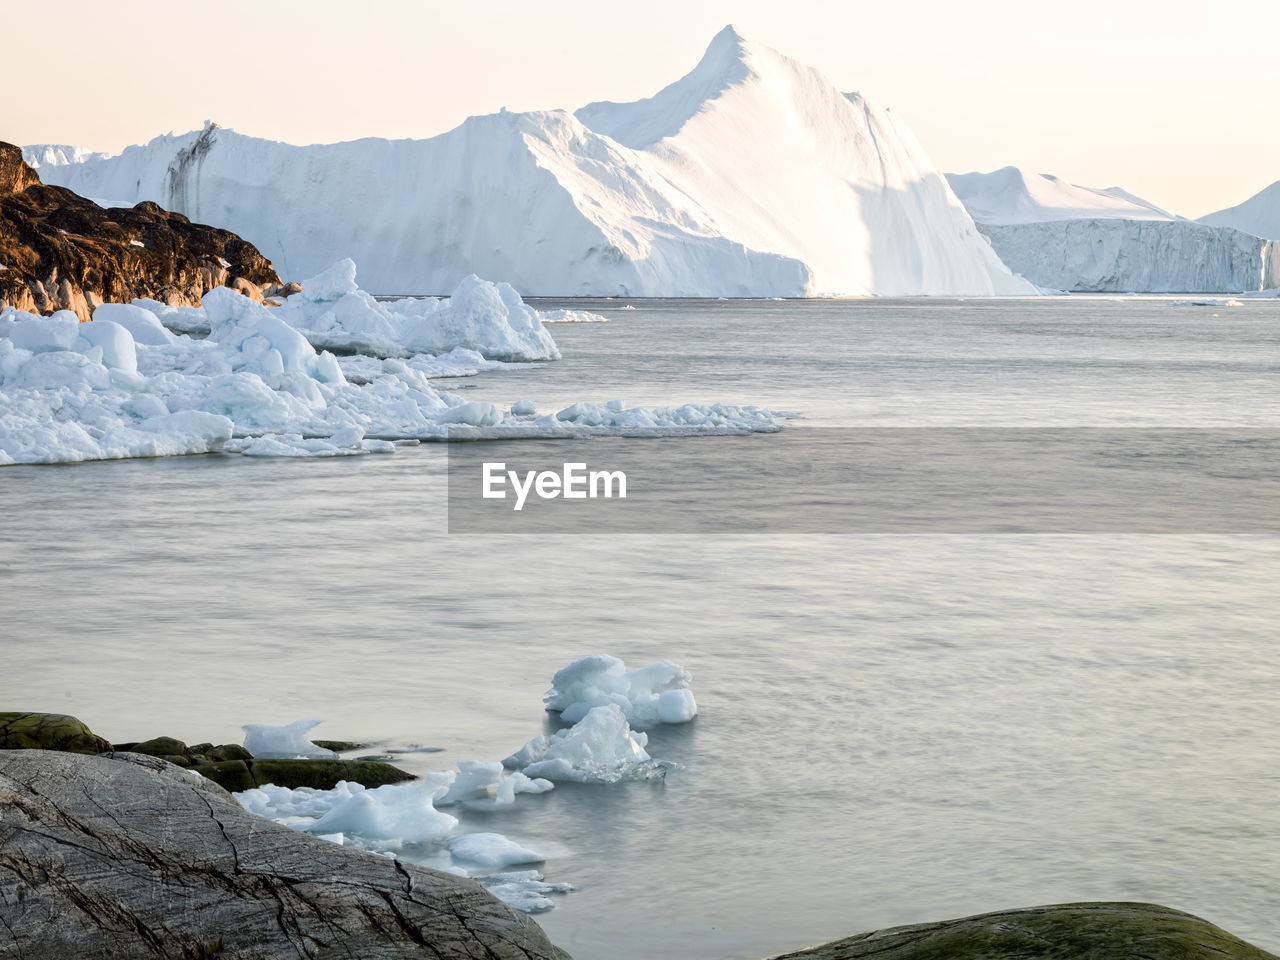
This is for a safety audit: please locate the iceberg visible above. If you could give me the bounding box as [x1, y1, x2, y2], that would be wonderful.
[947, 167, 1280, 292]
[30, 28, 1033, 297]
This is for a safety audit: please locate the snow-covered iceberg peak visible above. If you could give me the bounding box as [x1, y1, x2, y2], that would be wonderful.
[577, 25, 1036, 297]
[946, 167, 1280, 292]
[575, 24, 756, 150]
[946, 167, 1178, 226]
[1199, 179, 1280, 242]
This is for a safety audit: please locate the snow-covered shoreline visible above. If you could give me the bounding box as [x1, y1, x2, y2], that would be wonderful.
[0, 260, 787, 466]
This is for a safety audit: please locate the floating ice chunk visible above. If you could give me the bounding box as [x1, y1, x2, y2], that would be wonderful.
[538, 309, 609, 323]
[477, 870, 574, 914]
[77, 319, 137, 374]
[438, 760, 554, 807]
[439, 400, 502, 426]
[448, 833, 546, 868]
[657, 688, 698, 723]
[242, 719, 337, 759]
[224, 432, 396, 457]
[92, 303, 178, 345]
[300, 257, 360, 302]
[403, 274, 561, 362]
[2, 309, 81, 353]
[556, 402, 605, 425]
[510, 399, 537, 416]
[440, 761, 505, 805]
[306, 778, 459, 844]
[496, 771, 554, 804]
[506, 704, 668, 783]
[543, 654, 697, 727]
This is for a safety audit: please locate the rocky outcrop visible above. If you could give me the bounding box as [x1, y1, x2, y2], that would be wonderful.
[0, 145, 40, 195]
[3, 712, 415, 791]
[0, 141, 284, 320]
[770, 902, 1278, 960]
[0, 711, 113, 754]
[0, 749, 570, 959]
[189, 756, 417, 792]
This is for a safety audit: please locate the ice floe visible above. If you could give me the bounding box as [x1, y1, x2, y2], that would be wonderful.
[0, 261, 786, 466]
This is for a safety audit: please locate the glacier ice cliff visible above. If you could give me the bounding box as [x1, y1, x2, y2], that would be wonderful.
[947, 167, 1280, 293]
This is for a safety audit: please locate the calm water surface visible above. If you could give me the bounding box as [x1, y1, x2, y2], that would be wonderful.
[2, 299, 1278, 959]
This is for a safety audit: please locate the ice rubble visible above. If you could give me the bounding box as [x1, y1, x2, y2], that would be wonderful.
[946, 167, 1280, 293]
[946, 167, 1177, 225]
[229, 656, 697, 912]
[31, 27, 1034, 297]
[0, 262, 784, 466]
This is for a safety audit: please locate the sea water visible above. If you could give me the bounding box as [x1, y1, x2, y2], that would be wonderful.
[2, 298, 1278, 959]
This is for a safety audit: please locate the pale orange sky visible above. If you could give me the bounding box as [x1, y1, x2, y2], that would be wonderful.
[7, 0, 1277, 218]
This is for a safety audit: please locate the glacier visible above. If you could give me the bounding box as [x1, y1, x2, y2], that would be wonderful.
[27, 26, 1033, 298]
[947, 167, 1280, 292]
[1199, 180, 1280, 242]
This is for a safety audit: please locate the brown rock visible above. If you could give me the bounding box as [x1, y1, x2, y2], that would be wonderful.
[0, 141, 281, 321]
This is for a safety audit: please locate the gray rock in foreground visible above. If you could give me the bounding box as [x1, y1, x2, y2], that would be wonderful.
[0, 749, 570, 959]
[770, 902, 1278, 960]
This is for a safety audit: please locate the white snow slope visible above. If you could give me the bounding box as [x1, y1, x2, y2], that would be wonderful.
[28, 26, 1032, 298]
[947, 167, 1280, 292]
[945, 167, 1176, 225]
[1199, 180, 1280, 242]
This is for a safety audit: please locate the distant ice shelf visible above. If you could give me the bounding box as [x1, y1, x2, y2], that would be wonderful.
[947, 167, 1280, 293]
